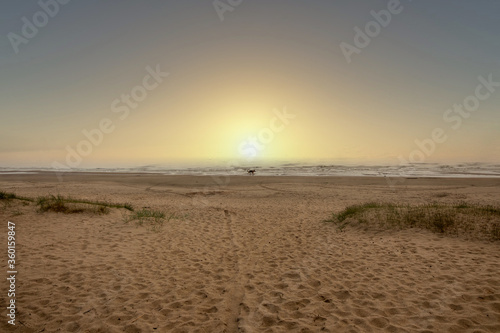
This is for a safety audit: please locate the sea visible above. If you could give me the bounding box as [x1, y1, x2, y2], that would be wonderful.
[1, 162, 500, 178]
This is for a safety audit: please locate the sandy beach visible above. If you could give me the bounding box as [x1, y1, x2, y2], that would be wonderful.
[1, 173, 499, 332]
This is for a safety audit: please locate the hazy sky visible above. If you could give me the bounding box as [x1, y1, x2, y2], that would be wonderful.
[1, 0, 499, 168]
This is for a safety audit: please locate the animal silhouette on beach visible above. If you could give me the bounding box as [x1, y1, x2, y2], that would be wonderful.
[247, 169, 256, 175]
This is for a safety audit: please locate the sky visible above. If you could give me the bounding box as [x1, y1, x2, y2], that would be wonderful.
[1, 0, 499, 168]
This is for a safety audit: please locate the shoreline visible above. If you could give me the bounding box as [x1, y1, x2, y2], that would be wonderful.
[1, 171, 500, 187]
[1, 161, 499, 179]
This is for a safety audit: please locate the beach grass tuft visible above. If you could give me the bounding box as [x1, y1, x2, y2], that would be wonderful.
[0, 191, 34, 202]
[1, 189, 134, 216]
[326, 202, 500, 241]
[0, 191, 17, 200]
[123, 208, 175, 232]
[34, 194, 134, 215]
[36, 195, 112, 214]
[51, 196, 134, 211]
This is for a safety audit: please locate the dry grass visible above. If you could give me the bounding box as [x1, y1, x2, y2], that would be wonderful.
[37, 195, 133, 212]
[1, 190, 134, 213]
[0, 191, 33, 202]
[37, 195, 112, 215]
[1, 189, 180, 232]
[326, 202, 500, 241]
[123, 209, 176, 232]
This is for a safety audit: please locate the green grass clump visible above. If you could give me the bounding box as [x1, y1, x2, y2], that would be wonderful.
[1, 189, 134, 215]
[1, 190, 133, 212]
[37, 195, 68, 213]
[0, 191, 33, 202]
[0, 191, 17, 200]
[335, 202, 384, 222]
[36, 195, 111, 214]
[326, 202, 500, 241]
[35, 194, 133, 215]
[123, 208, 175, 232]
[53, 197, 133, 211]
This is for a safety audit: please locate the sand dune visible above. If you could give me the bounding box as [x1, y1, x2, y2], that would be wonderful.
[1, 173, 499, 332]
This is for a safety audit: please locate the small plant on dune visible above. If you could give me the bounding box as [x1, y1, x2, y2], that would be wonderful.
[478, 205, 500, 216]
[1, 190, 132, 216]
[0, 191, 33, 202]
[35, 194, 133, 214]
[326, 202, 391, 230]
[57, 196, 133, 211]
[326, 201, 500, 241]
[37, 195, 68, 213]
[123, 203, 134, 211]
[429, 210, 455, 233]
[454, 201, 471, 209]
[492, 222, 500, 240]
[37, 195, 112, 215]
[0, 191, 17, 200]
[0, 191, 33, 209]
[124, 208, 175, 232]
[92, 205, 111, 215]
[1, 190, 133, 212]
